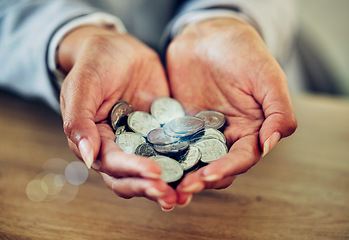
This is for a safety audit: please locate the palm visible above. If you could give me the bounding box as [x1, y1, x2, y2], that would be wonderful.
[167, 18, 295, 192]
[168, 49, 265, 175]
[167, 24, 266, 152]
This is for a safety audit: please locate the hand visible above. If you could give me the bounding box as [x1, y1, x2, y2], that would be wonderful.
[58, 26, 176, 209]
[166, 18, 297, 204]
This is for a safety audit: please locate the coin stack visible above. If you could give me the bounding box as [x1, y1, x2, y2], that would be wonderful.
[109, 98, 228, 187]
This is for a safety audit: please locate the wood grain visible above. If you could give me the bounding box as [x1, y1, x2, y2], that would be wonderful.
[0, 91, 348, 240]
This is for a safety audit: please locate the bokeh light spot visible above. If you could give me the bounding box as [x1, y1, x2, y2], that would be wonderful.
[26, 179, 48, 202]
[65, 161, 88, 185]
[42, 173, 63, 195]
[54, 174, 66, 187]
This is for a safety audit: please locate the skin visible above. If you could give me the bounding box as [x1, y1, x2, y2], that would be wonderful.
[58, 18, 297, 210]
[58, 26, 177, 209]
[167, 18, 297, 204]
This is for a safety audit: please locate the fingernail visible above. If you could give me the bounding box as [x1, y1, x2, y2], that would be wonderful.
[201, 174, 221, 182]
[262, 132, 281, 157]
[146, 187, 166, 198]
[78, 138, 94, 169]
[178, 194, 193, 208]
[158, 199, 175, 211]
[180, 182, 204, 193]
[161, 206, 175, 212]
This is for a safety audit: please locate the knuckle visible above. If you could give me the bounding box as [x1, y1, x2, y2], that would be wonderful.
[63, 120, 73, 139]
[63, 119, 80, 144]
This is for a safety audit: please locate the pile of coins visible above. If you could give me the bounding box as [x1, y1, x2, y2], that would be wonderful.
[109, 98, 228, 186]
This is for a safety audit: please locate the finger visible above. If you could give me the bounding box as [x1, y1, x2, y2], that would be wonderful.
[177, 169, 237, 194]
[100, 172, 174, 201]
[157, 187, 178, 211]
[199, 134, 260, 181]
[94, 123, 163, 179]
[176, 170, 205, 194]
[175, 173, 236, 206]
[60, 67, 102, 169]
[205, 175, 237, 190]
[254, 61, 297, 156]
[176, 192, 193, 208]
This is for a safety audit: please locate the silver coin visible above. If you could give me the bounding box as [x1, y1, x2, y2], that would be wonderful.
[109, 100, 133, 130]
[135, 143, 156, 157]
[150, 97, 185, 125]
[153, 141, 189, 155]
[151, 156, 183, 183]
[192, 138, 228, 163]
[127, 111, 161, 137]
[195, 110, 226, 129]
[147, 127, 180, 145]
[179, 146, 201, 171]
[115, 132, 146, 154]
[115, 125, 127, 136]
[164, 116, 205, 137]
[190, 128, 226, 144]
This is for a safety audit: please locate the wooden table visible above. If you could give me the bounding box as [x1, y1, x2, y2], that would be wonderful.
[0, 91, 348, 240]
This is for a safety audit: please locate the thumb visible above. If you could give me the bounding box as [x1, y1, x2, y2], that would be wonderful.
[258, 81, 297, 157]
[60, 69, 102, 168]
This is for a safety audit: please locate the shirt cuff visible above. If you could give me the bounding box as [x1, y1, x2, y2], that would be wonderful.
[47, 12, 127, 88]
[170, 9, 258, 39]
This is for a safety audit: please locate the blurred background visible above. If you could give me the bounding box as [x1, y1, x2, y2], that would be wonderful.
[297, 0, 349, 95]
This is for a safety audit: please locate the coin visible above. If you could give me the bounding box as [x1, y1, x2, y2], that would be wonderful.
[127, 111, 161, 137]
[151, 156, 183, 183]
[164, 116, 205, 138]
[150, 97, 185, 125]
[192, 138, 228, 163]
[109, 100, 133, 130]
[115, 132, 146, 154]
[178, 146, 201, 171]
[190, 128, 226, 144]
[108, 98, 229, 185]
[147, 127, 180, 145]
[135, 143, 156, 157]
[115, 125, 127, 136]
[195, 110, 226, 129]
[153, 141, 189, 156]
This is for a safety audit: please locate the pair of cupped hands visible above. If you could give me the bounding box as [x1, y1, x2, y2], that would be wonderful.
[58, 18, 297, 211]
